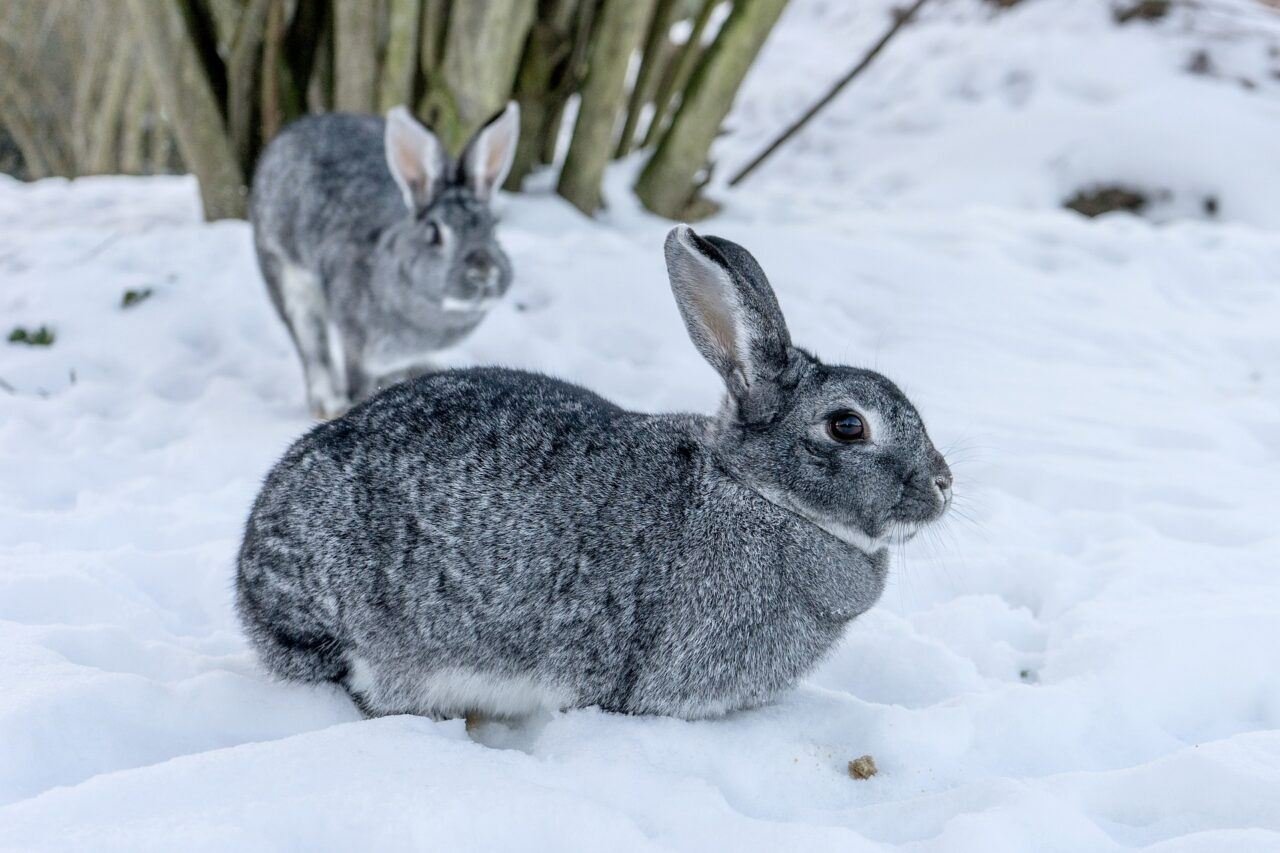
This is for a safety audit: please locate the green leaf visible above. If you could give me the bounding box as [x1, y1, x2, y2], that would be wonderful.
[122, 288, 154, 309]
[8, 325, 55, 346]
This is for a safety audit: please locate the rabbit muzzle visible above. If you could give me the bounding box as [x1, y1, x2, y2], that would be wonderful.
[887, 460, 953, 535]
[442, 251, 505, 315]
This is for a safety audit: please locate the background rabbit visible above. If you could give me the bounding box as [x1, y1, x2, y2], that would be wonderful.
[251, 103, 519, 418]
[236, 225, 953, 721]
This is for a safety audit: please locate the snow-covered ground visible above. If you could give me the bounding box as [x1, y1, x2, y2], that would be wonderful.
[2, 1, 1279, 850]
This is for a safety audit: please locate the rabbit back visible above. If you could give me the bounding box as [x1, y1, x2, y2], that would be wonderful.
[251, 113, 402, 275]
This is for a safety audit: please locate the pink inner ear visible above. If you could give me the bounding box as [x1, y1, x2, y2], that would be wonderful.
[484, 142, 506, 183]
[471, 111, 517, 192]
[690, 284, 740, 369]
[390, 131, 425, 192]
[484, 128, 513, 182]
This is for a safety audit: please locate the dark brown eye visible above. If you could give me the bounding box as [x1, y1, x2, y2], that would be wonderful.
[827, 410, 868, 443]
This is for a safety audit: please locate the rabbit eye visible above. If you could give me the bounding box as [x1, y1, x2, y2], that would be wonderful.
[424, 222, 443, 246]
[827, 410, 868, 443]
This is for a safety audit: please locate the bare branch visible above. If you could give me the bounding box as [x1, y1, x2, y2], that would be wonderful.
[727, 0, 931, 188]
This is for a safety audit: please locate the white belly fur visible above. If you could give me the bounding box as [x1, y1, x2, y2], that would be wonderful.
[347, 655, 571, 718]
[420, 667, 571, 718]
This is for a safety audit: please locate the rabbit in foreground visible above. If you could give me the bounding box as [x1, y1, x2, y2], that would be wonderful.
[236, 226, 953, 720]
[251, 103, 519, 418]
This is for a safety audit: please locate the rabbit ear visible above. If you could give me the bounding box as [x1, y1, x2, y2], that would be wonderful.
[385, 106, 445, 212]
[459, 102, 519, 201]
[664, 225, 795, 421]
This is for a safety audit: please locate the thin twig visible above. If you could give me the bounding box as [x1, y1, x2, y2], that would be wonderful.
[727, 0, 932, 188]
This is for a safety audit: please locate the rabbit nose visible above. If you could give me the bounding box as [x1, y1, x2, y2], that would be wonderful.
[933, 475, 952, 498]
[465, 253, 500, 291]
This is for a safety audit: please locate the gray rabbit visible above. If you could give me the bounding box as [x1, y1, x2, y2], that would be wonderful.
[251, 103, 519, 418]
[236, 226, 953, 721]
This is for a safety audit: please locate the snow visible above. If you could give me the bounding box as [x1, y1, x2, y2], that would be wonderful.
[2, 0, 1280, 849]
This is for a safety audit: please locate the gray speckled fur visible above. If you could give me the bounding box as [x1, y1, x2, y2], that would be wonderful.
[251, 106, 516, 417]
[236, 227, 952, 720]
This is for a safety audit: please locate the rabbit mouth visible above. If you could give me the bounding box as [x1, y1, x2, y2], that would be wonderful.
[441, 295, 500, 315]
[880, 498, 949, 548]
[889, 491, 950, 530]
[884, 518, 926, 544]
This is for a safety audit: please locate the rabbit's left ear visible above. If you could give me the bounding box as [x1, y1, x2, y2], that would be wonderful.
[460, 102, 520, 201]
[385, 106, 446, 212]
[664, 225, 796, 423]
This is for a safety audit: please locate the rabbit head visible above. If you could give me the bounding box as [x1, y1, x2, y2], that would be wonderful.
[665, 226, 952, 551]
[382, 103, 518, 319]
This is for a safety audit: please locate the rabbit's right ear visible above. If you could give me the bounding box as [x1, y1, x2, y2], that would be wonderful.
[384, 106, 445, 212]
[664, 225, 796, 423]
